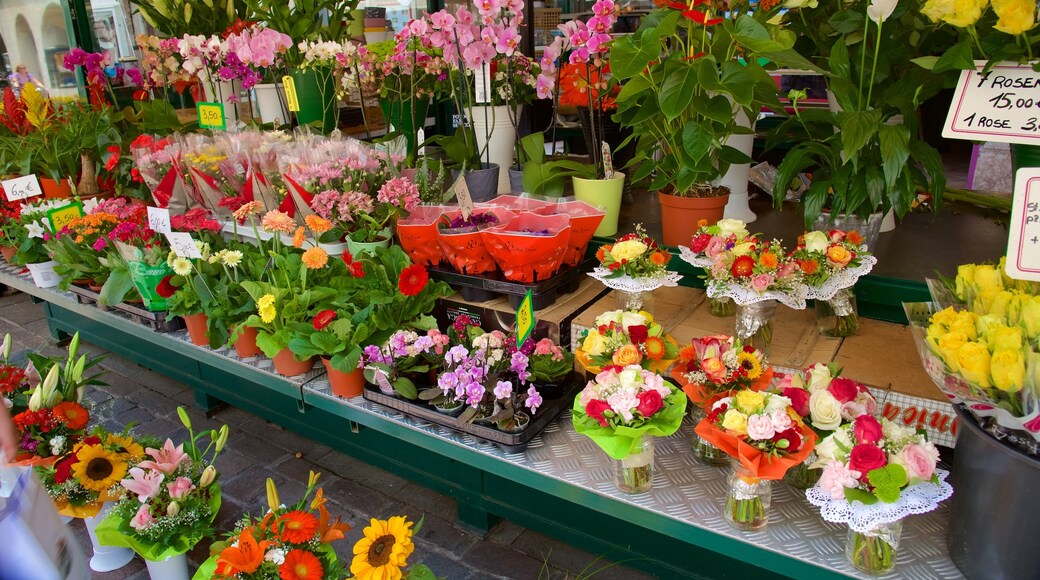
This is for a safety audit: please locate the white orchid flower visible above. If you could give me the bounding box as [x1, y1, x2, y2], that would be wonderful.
[867, 0, 898, 23]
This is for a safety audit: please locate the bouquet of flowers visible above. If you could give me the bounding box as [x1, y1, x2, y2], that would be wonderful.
[182, 136, 247, 216]
[792, 229, 876, 336]
[36, 427, 147, 518]
[590, 226, 680, 306]
[777, 363, 877, 488]
[807, 418, 951, 574]
[130, 134, 193, 213]
[572, 365, 686, 493]
[681, 219, 757, 316]
[96, 407, 228, 561]
[695, 390, 817, 529]
[198, 472, 350, 579]
[576, 310, 678, 374]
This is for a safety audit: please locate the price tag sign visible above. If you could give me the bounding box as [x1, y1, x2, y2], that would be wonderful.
[1006, 168, 1040, 281]
[474, 62, 492, 105]
[147, 206, 172, 234]
[601, 141, 615, 179]
[46, 202, 83, 232]
[196, 102, 226, 131]
[515, 289, 535, 346]
[451, 174, 474, 219]
[282, 75, 300, 112]
[1, 175, 43, 201]
[943, 61, 1040, 145]
[165, 232, 202, 259]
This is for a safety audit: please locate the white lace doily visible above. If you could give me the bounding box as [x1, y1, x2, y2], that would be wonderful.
[678, 246, 713, 269]
[804, 255, 878, 301]
[806, 470, 953, 533]
[587, 268, 683, 292]
[706, 280, 809, 310]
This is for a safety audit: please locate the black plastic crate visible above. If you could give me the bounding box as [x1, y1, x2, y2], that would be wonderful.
[428, 259, 592, 311]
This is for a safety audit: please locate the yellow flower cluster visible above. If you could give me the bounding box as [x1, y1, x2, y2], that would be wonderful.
[927, 307, 1033, 393]
[955, 259, 1040, 308]
[921, 0, 988, 27]
[993, 0, 1036, 35]
[257, 294, 277, 324]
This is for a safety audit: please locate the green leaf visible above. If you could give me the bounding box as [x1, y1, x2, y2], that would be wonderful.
[659, 60, 698, 120]
[878, 124, 910, 188]
[829, 10, 864, 34]
[830, 39, 851, 82]
[838, 110, 882, 160]
[844, 487, 879, 505]
[702, 95, 733, 124]
[393, 376, 418, 400]
[931, 41, 975, 73]
[682, 121, 713, 163]
[867, 464, 908, 503]
[609, 30, 660, 79]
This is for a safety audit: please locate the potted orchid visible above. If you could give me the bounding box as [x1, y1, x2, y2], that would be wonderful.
[223, 24, 295, 125]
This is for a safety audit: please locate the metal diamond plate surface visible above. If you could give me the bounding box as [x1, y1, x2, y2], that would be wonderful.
[303, 379, 963, 580]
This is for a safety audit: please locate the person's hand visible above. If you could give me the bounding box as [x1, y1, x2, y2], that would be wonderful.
[0, 401, 18, 463]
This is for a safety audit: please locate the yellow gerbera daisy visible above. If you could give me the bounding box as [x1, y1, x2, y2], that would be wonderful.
[350, 516, 415, 580]
[72, 445, 128, 493]
[106, 433, 144, 460]
[736, 351, 762, 380]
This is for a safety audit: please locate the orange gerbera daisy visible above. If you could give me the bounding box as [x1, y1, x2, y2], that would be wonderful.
[52, 402, 89, 430]
[679, 345, 697, 362]
[301, 247, 329, 269]
[278, 510, 320, 544]
[305, 215, 332, 235]
[759, 251, 778, 269]
[261, 210, 297, 235]
[595, 244, 613, 263]
[643, 336, 667, 360]
[800, 259, 819, 275]
[292, 226, 306, 248]
[846, 230, 864, 246]
[279, 549, 323, 580]
[650, 251, 670, 266]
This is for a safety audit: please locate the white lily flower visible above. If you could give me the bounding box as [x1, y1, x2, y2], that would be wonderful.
[867, 0, 898, 22]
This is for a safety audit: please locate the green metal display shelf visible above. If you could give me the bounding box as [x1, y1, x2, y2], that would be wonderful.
[1, 270, 944, 580]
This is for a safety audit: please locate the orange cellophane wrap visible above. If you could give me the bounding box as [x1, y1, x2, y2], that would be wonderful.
[670, 366, 775, 407]
[55, 489, 121, 519]
[480, 212, 571, 283]
[396, 205, 452, 267]
[533, 201, 605, 266]
[437, 207, 517, 275]
[8, 453, 60, 468]
[575, 336, 679, 375]
[693, 394, 818, 481]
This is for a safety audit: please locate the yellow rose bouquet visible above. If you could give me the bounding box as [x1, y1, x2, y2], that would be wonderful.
[575, 310, 679, 375]
[921, 0, 1039, 67]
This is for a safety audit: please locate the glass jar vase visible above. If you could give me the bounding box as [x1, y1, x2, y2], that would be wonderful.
[783, 452, 821, 490]
[708, 296, 735, 317]
[615, 289, 654, 314]
[725, 459, 771, 531]
[689, 405, 729, 466]
[616, 436, 654, 494]
[735, 299, 777, 354]
[846, 518, 903, 575]
[816, 287, 859, 337]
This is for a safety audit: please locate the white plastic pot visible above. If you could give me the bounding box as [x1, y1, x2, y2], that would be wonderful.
[720, 105, 757, 223]
[26, 260, 59, 288]
[144, 553, 189, 580]
[84, 503, 135, 572]
[471, 105, 521, 194]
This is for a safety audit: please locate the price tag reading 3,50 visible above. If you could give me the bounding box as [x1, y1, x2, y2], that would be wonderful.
[46, 203, 83, 232]
[196, 102, 226, 131]
[944, 61, 1040, 145]
[165, 232, 203, 259]
[1006, 168, 1040, 281]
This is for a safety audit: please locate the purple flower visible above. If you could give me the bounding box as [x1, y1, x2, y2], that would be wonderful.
[493, 380, 512, 399]
[465, 382, 484, 406]
[362, 344, 387, 365]
[438, 371, 459, 395]
[525, 386, 543, 413]
[446, 345, 470, 365]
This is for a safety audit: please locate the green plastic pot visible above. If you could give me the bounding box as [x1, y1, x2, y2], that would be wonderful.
[291, 67, 338, 135]
[573, 173, 625, 237]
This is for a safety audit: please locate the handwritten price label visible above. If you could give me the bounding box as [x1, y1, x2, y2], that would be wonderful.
[282, 76, 300, 112]
[1006, 168, 1040, 281]
[196, 102, 226, 131]
[46, 203, 83, 232]
[944, 61, 1040, 145]
[165, 232, 202, 259]
[451, 174, 474, 219]
[147, 206, 172, 234]
[601, 141, 615, 179]
[1, 175, 43, 201]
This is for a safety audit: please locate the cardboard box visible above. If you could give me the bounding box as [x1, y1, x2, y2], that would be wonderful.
[434, 278, 610, 348]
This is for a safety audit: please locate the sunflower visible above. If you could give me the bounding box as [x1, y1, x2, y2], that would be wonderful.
[350, 516, 415, 580]
[277, 510, 320, 544]
[643, 336, 667, 361]
[106, 433, 144, 459]
[72, 445, 128, 492]
[301, 247, 329, 270]
[52, 402, 89, 430]
[736, 351, 762, 379]
[279, 549, 323, 580]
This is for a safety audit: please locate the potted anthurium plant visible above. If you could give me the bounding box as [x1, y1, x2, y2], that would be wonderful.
[610, 3, 814, 246]
[767, 0, 946, 244]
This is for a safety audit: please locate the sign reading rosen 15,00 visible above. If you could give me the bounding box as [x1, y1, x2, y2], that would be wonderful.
[944, 61, 1040, 145]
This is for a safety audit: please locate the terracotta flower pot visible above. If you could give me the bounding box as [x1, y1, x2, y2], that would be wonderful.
[658, 189, 730, 248]
[273, 348, 315, 377]
[1, 245, 17, 263]
[233, 326, 262, 359]
[322, 358, 365, 398]
[39, 177, 73, 199]
[181, 312, 210, 346]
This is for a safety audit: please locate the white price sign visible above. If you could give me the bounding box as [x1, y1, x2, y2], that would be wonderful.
[1006, 168, 1040, 281]
[474, 62, 491, 105]
[147, 206, 172, 234]
[1, 175, 43, 201]
[164, 232, 202, 259]
[944, 61, 1040, 145]
[450, 174, 473, 219]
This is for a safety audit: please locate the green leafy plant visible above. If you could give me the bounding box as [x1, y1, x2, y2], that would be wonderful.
[518, 132, 594, 197]
[130, 0, 251, 38]
[288, 305, 375, 373]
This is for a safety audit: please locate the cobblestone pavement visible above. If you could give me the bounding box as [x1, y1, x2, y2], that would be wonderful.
[0, 290, 654, 580]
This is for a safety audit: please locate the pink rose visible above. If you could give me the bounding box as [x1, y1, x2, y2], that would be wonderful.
[853, 415, 883, 445]
[705, 237, 727, 259]
[826, 378, 860, 404]
[745, 414, 776, 440]
[769, 409, 794, 432]
[130, 504, 155, 531]
[751, 274, 774, 292]
[166, 476, 195, 500]
[892, 443, 940, 482]
[782, 387, 811, 417]
[778, 261, 797, 278]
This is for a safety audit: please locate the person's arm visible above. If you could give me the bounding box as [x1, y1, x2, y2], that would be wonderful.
[0, 402, 17, 462]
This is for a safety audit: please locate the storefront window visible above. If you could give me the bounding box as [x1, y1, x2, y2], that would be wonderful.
[0, 0, 78, 98]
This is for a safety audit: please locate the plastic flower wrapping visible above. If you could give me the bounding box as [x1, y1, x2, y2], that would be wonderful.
[778, 363, 878, 435]
[571, 364, 686, 459]
[694, 390, 818, 480]
[575, 310, 679, 374]
[129, 134, 191, 211]
[670, 335, 773, 407]
[181, 134, 249, 217]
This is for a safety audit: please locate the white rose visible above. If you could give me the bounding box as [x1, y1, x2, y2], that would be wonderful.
[806, 364, 833, 392]
[595, 310, 624, 327]
[809, 390, 843, 431]
[763, 394, 792, 414]
[618, 368, 641, 390]
[881, 418, 916, 443]
[621, 311, 648, 330]
[802, 231, 829, 253]
[811, 427, 853, 468]
[715, 219, 749, 239]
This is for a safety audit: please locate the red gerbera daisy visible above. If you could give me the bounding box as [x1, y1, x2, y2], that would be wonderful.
[730, 255, 755, 278]
[398, 264, 428, 296]
[350, 261, 365, 278]
[313, 309, 336, 331]
[278, 549, 323, 580]
[341, 249, 354, 265]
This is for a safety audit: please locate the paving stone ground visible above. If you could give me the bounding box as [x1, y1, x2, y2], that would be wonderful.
[0, 291, 655, 580]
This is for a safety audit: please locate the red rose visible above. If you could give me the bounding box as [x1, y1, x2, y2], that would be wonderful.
[636, 390, 663, 417]
[827, 377, 859, 404]
[853, 415, 883, 445]
[313, 309, 337, 331]
[155, 275, 177, 298]
[690, 233, 712, 253]
[827, 229, 845, 242]
[772, 428, 802, 452]
[82, 436, 102, 446]
[782, 387, 811, 417]
[848, 444, 887, 479]
[586, 399, 612, 427]
[627, 325, 649, 344]
[54, 453, 78, 484]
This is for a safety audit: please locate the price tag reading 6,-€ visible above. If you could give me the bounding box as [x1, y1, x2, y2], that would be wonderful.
[196, 102, 227, 131]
